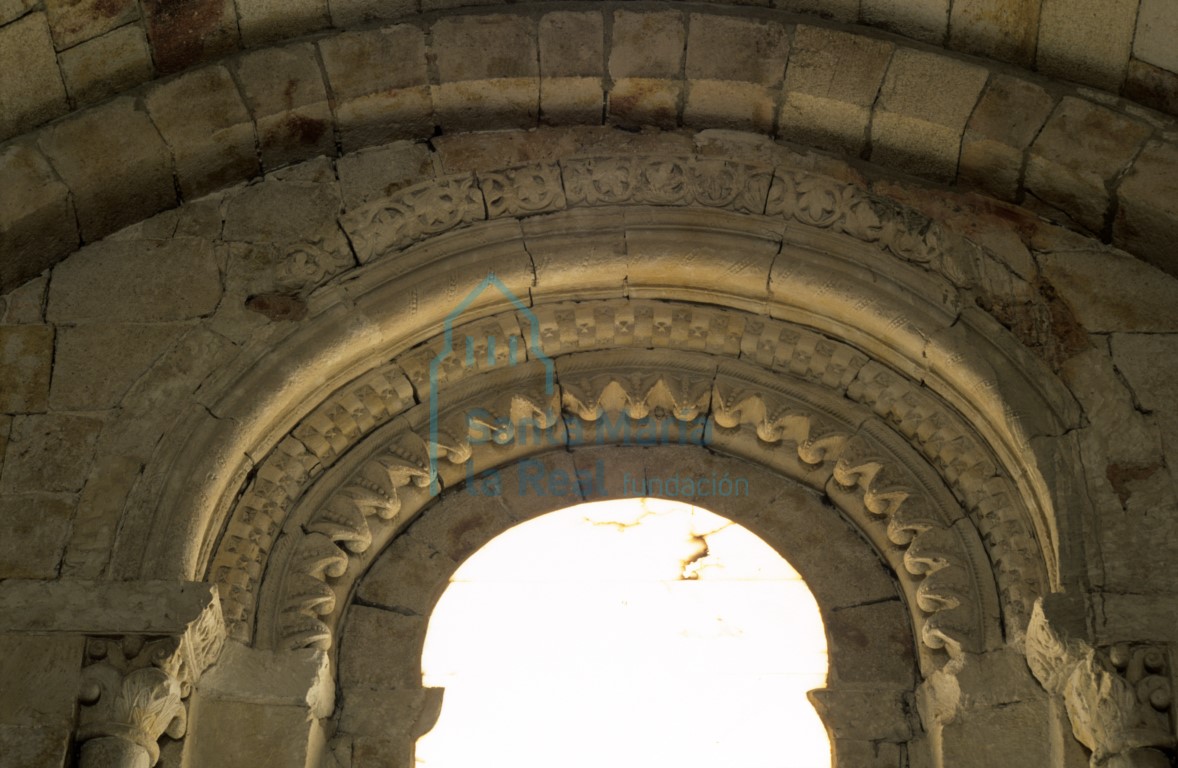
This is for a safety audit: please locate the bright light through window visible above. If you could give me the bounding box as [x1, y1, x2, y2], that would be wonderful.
[415, 497, 832, 768]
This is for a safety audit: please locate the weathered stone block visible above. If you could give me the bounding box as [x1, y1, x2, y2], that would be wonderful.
[871, 48, 989, 182]
[609, 10, 684, 79]
[48, 238, 221, 323]
[685, 14, 788, 85]
[50, 323, 186, 410]
[0, 494, 72, 578]
[1125, 57, 1178, 116]
[779, 27, 893, 155]
[1134, 0, 1178, 75]
[824, 601, 916, 686]
[1, 275, 46, 324]
[0, 13, 68, 139]
[356, 534, 457, 616]
[328, 0, 415, 27]
[432, 79, 539, 133]
[141, 0, 238, 75]
[37, 98, 176, 243]
[0, 325, 52, 413]
[146, 66, 259, 200]
[337, 140, 434, 210]
[235, 43, 334, 170]
[0, 141, 76, 295]
[319, 25, 432, 150]
[539, 12, 602, 77]
[959, 75, 1054, 200]
[773, 0, 857, 22]
[1039, 248, 1178, 332]
[1026, 98, 1151, 234]
[185, 697, 327, 768]
[1115, 140, 1178, 277]
[939, 700, 1052, 766]
[809, 686, 911, 740]
[0, 0, 36, 25]
[339, 605, 425, 690]
[222, 180, 341, 244]
[0, 634, 82, 726]
[431, 14, 536, 81]
[1038, 0, 1137, 91]
[861, 0, 949, 43]
[949, 0, 1039, 65]
[43, 0, 137, 49]
[0, 414, 103, 493]
[540, 77, 603, 124]
[684, 81, 775, 132]
[608, 78, 681, 129]
[58, 23, 152, 107]
[236, 0, 328, 46]
[0, 724, 70, 768]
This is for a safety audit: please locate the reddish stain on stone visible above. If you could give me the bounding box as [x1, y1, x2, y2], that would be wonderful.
[1107, 463, 1163, 506]
[143, 0, 238, 75]
[245, 293, 307, 321]
[286, 114, 327, 145]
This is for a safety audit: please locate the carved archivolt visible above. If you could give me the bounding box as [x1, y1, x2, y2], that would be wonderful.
[206, 317, 1033, 677]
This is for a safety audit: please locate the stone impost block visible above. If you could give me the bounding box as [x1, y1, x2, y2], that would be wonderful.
[861, 0, 949, 43]
[196, 643, 333, 715]
[0, 579, 220, 634]
[0, 141, 76, 294]
[0, 414, 103, 494]
[0, 13, 68, 140]
[779, 26, 893, 155]
[235, 43, 334, 170]
[685, 14, 788, 85]
[871, 48, 989, 182]
[0, 494, 72, 578]
[1026, 98, 1151, 234]
[938, 699, 1052, 767]
[949, 0, 1039, 65]
[37, 97, 176, 243]
[58, 24, 152, 108]
[235, 0, 328, 47]
[319, 25, 432, 150]
[1115, 140, 1178, 278]
[48, 238, 222, 323]
[1038, 0, 1137, 91]
[1134, 0, 1178, 74]
[184, 697, 327, 768]
[0, 325, 52, 413]
[145, 65, 259, 200]
[959, 75, 1054, 200]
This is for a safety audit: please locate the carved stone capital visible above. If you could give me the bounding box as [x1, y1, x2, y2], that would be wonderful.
[1026, 599, 1174, 766]
[75, 585, 226, 767]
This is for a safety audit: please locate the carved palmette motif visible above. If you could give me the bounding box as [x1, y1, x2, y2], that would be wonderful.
[343, 173, 486, 262]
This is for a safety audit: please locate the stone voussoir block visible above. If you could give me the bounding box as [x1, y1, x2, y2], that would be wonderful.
[234, 43, 335, 170]
[36, 97, 176, 243]
[1025, 97, 1152, 235]
[0, 12, 69, 141]
[0, 325, 53, 413]
[959, 75, 1055, 200]
[539, 11, 604, 124]
[778, 25, 894, 156]
[608, 9, 685, 129]
[870, 47, 989, 183]
[1114, 139, 1178, 278]
[58, 23, 153, 108]
[145, 65, 260, 200]
[318, 24, 433, 151]
[0, 141, 77, 294]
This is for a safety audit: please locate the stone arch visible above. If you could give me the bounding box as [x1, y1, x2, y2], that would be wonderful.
[332, 446, 922, 766]
[111, 149, 1106, 765]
